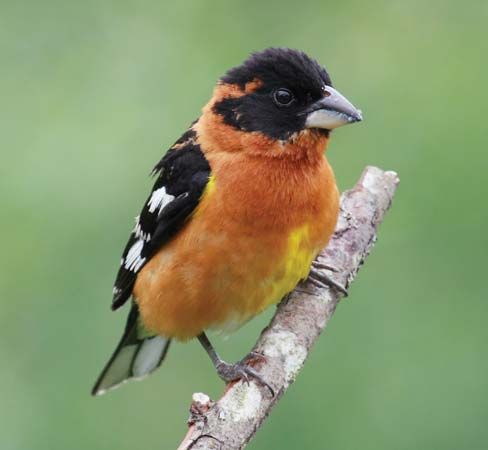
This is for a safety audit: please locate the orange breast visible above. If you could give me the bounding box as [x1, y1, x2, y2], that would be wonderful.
[134, 150, 339, 340]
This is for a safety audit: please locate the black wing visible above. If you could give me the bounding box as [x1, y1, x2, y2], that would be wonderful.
[111, 126, 211, 310]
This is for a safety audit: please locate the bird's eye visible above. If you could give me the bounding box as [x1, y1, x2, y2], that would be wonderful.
[273, 88, 294, 106]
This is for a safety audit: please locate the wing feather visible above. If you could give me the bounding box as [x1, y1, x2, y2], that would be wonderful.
[111, 126, 211, 310]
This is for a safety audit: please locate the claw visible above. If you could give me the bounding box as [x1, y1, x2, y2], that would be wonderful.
[216, 360, 274, 397]
[241, 366, 275, 397]
[309, 267, 348, 296]
[311, 261, 339, 272]
[186, 434, 223, 450]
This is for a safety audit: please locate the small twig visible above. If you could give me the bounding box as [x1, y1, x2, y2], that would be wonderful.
[177, 166, 400, 450]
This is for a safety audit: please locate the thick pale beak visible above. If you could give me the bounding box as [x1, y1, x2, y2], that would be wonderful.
[305, 86, 363, 130]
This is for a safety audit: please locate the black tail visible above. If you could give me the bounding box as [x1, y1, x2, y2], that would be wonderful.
[92, 304, 171, 396]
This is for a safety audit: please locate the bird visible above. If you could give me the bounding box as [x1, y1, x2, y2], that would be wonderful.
[92, 47, 362, 396]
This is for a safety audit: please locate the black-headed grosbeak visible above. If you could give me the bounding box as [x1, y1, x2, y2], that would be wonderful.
[92, 48, 362, 395]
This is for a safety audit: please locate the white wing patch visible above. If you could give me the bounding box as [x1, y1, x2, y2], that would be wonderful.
[148, 187, 174, 214]
[133, 187, 175, 242]
[124, 240, 146, 272]
[133, 216, 151, 241]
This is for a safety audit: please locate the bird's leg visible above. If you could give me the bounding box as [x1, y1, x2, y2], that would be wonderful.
[197, 333, 274, 396]
[309, 260, 349, 296]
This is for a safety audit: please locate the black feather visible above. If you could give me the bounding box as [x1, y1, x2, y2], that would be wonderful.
[215, 47, 333, 140]
[111, 125, 211, 310]
[221, 47, 332, 91]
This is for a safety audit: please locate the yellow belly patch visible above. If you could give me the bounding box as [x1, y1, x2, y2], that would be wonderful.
[258, 223, 316, 312]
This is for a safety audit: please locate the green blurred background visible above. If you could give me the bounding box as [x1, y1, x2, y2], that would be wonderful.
[1, 0, 487, 448]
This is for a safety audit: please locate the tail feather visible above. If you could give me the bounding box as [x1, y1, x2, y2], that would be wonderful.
[92, 304, 171, 396]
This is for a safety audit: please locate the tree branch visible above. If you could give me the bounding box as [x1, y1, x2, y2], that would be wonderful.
[177, 166, 400, 450]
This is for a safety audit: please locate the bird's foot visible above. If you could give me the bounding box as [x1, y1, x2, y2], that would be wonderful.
[309, 262, 348, 296]
[215, 355, 274, 396]
[197, 333, 274, 396]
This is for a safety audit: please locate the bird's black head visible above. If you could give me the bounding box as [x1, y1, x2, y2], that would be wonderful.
[212, 48, 362, 141]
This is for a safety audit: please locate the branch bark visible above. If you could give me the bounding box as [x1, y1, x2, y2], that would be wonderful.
[177, 166, 400, 450]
